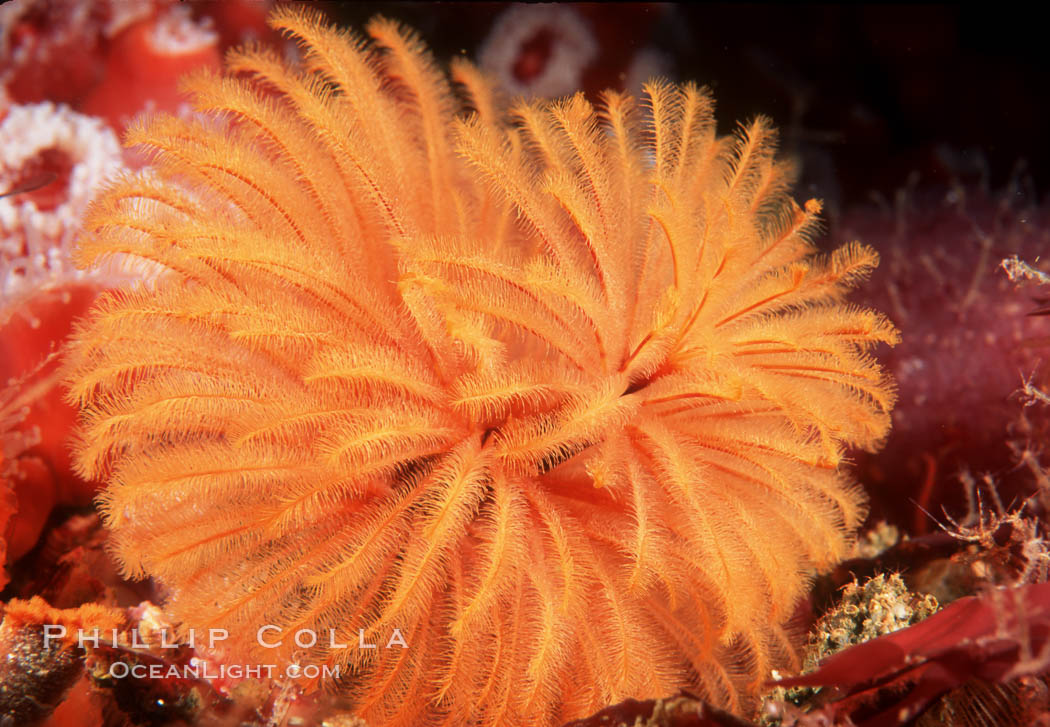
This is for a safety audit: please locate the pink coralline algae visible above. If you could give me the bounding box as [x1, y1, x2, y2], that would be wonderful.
[840, 184, 1050, 532]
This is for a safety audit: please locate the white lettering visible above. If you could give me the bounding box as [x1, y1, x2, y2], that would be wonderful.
[359, 629, 377, 649]
[43, 625, 66, 650]
[294, 629, 316, 648]
[386, 629, 408, 649]
[257, 625, 282, 648]
[328, 629, 347, 649]
[208, 629, 229, 649]
[160, 628, 179, 649]
[109, 661, 129, 678]
[78, 629, 100, 649]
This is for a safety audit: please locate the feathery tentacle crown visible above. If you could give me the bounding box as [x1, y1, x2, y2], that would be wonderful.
[65, 8, 898, 725]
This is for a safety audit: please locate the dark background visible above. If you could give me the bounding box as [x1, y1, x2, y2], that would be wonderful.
[323, 3, 1050, 212]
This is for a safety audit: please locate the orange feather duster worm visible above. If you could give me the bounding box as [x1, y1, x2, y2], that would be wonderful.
[64, 8, 898, 725]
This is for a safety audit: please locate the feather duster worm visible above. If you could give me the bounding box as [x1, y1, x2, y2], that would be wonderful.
[64, 8, 898, 725]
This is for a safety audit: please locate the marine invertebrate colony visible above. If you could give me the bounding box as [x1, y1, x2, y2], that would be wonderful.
[1, 102, 123, 309]
[64, 8, 898, 725]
